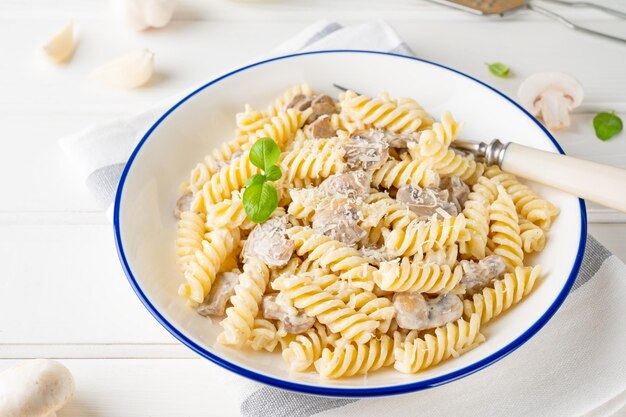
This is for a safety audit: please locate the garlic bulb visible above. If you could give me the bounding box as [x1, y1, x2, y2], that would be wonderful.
[91, 49, 154, 88]
[110, 0, 178, 31]
[39, 19, 75, 63]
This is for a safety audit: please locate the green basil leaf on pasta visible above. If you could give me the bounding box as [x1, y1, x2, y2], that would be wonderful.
[243, 182, 278, 223]
[249, 137, 281, 170]
[264, 164, 282, 181]
[245, 173, 267, 187]
[593, 111, 623, 141]
[486, 62, 510, 78]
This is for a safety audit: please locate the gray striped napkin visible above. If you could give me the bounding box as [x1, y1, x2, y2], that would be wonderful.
[59, 20, 626, 417]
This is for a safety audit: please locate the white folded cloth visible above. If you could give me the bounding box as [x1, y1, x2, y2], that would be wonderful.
[59, 20, 626, 417]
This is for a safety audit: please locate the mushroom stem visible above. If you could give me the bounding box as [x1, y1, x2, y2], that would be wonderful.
[538, 90, 572, 130]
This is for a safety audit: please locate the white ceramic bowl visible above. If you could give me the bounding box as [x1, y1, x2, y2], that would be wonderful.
[114, 50, 586, 397]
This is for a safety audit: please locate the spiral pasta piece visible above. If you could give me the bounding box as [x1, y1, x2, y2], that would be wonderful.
[287, 226, 376, 291]
[459, 178, 499, 260]
[315, 334, 395, 378]
[340, 90, 427, 134]
[175, 211, 206, 267]
[488, 186, 523, 270]
[205, 191, 255, 231]
[248, 319, 279, 352]
[280, 137, 347, 182]
[385, 214, 468, 257]
[287, 188, 320, 222]
[485, 166, 559, 231]
[463, 266, 541, 324]
[266, 83, 314, 117]
[371, 155, 439, 189]
[218, 257, 270, 348]
[272, 274, 379, 344]
[179, 228, 237, 303]
[282, 323, 337, 372]
[250, 108, 312, 149]
[187, 131, 251, 193]
[519, 217, 546, 253]
[191, 153, 260, 210]
[396, 97, 434, 128]
[236, 104, 269, 133]
[375, 258, 463, 293]
[347, 292, 396, 333]
[411, 130, 484, 184]
[393, 314, 484, 374]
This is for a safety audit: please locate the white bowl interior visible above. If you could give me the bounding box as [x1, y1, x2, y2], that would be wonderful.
[116, 52, 583, 393]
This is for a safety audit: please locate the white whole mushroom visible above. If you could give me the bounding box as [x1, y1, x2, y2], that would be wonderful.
[110, 0, 178, 31]
[0, 359, 75, 417]
[518, 72, 584, 131]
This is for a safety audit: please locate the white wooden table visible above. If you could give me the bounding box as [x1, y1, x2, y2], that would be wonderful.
[1, 1, 625, 415]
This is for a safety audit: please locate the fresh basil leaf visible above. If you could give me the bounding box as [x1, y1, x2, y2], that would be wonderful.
[243, 182, 278, 223]
[245, 173, 267, 187]
[249, 137, 281, 171]
[486, 62, 510, 78]
[264, 164, 282, 182]
[593, 111, 623, 141]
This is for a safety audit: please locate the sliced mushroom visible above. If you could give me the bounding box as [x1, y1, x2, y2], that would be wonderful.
[174, 192, 193, 219]
[262, 294, 315, 334]
[343, 129, 390, 171]
[393, 293, 463, 331]
[286, 93, 313, 111]
[440, 175, 470, 212]
[318, 171, 371, 200]
[312, 198, 365, 246]
[307, 94, 336, 123]
[309, 115, 336, 139]
[517, 72, 584, 130]
[242, 216, 294, 268]
[196, 271, 240, 317]
[460, 255, 507, 295]
[396, 185, 457, 219]
[382, 131, 417, 149]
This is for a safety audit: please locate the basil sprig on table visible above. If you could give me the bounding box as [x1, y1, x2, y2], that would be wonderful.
[243, 137, 282, 223]
[486, 62, 510, 78]
[593, 111, 623, 141]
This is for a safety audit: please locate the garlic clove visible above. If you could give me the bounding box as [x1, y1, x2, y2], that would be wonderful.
[39, 19, 75, 64]
[110, 0, 177, 31]
[90, 49, 154, 88]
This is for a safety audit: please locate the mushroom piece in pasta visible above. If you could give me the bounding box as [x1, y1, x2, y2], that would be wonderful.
[441, 175, 470, 212]
[343, 129, 390, 171]
[174, 192, 193, 219]
[308, 115, 336, 139]
[196, 271, 240, 317]
[242, 216, 294, 268]
[312, 198, 365, 246]
[393, 292, 463, 331]
[317, 171, 371, 201]
[396, 184, 457, 219]
[262, 295, 315, 335]
[459, 255, 507, 296]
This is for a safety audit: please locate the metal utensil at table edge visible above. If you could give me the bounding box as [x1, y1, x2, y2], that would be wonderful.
[451, 138, 626, 213]
[426, 0, 626, 44]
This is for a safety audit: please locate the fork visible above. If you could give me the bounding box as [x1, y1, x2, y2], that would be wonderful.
[451, 138, 626, 213]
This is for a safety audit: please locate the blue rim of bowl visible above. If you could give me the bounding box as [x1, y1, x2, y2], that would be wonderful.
[113, 49, 587, 397]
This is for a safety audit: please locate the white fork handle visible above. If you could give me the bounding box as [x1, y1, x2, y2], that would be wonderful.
[501, 143, 626, 213]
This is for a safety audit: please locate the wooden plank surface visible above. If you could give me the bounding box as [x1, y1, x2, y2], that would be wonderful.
[1, 0, 625, 416]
